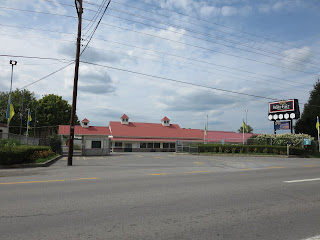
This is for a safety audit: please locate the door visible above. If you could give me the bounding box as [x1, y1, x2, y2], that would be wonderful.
[124, 143, 132, 152]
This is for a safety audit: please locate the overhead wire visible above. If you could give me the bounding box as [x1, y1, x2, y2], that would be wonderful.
[106, 7, 320, 68]
[99, 22, 320, 76]
[126, 0, 320, 57]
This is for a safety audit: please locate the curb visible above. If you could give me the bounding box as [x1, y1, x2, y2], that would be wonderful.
[0, 155, 62, 169]
[194, 153, 298, 158]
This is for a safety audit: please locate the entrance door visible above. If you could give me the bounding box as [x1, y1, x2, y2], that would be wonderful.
[124, 143, 132, 152]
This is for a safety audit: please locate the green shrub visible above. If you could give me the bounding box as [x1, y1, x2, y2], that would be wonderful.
[197, 144, 304, 156]
[49, 135, 62, 154]
[0, 145, 51, 165]
[0, 139, 21, 147]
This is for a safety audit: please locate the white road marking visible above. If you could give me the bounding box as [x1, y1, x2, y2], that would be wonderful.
[301, 235, 320, 240]
[284, 178, 320, 183]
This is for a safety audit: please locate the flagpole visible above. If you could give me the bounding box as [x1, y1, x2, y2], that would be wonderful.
[26, 108, 29, 137]
[317, 116, 320, 153]
[7, 61, 17, 138]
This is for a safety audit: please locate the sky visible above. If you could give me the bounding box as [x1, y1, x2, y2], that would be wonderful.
[0, 0, 319, 134]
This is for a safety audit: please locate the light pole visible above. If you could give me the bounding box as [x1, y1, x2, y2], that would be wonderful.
[7, 60, 17, 138]
[245, 110, 248, 144]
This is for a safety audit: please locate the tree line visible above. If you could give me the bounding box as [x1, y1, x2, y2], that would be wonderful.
[0, 89, 78, 137]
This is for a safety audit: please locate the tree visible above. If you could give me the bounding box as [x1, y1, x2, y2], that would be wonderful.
[295, 80, 320, 138]
[0, 89, 37, 135]
[238, 125, 253, 133]
[36, 94, 79, 137]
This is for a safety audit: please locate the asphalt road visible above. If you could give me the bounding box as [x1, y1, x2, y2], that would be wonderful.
[1, 153, 320, 240]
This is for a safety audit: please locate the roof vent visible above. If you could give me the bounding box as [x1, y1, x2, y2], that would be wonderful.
[161, 116, 170, 127]
[81, 118, 90, 128]
[120, 114, 129, 125]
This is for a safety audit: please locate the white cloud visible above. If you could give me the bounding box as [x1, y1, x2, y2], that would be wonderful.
[221, 6, 238, 16]
[282, 46, 311, 69]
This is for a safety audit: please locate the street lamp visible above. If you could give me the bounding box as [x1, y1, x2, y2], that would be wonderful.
[245, 110, 248, 144]
[7, 60, 17, 137]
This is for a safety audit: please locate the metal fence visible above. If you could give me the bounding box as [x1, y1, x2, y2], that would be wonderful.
[175, 141, 199, 153]
[7, 133, 49, 146]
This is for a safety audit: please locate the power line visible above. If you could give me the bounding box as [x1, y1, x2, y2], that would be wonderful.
[84, 45, 310, 93]
[80, 60, 278, 101]
[106, 7, 320, 68]
[90, 38, 315, 87]
[105, 9, 320, 69]
[126, 0, 320, 57]
[99, 22, 320, 76]
[83, 0, 107, 36]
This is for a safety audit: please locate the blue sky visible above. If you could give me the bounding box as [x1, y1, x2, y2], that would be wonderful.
[0, 0, 319, 134]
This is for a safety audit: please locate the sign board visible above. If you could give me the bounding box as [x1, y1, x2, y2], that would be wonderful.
[221, 139, 225, 145]
[303, 138, 311, 146]
[268, 99, 300, 121]
[269, 100, 294, 113]
[274, 121, 291, 130]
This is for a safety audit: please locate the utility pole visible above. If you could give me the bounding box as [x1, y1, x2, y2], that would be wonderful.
[68, 0, 83, 166]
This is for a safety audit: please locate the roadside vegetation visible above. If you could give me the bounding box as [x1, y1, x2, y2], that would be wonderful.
[198, 133, 317, 157]
[0, 137, 61, 166]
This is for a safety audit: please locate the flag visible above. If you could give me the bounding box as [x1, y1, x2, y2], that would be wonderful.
[204, 124, 207, 135]
[316, 116, 319, 132]
[6, 95, 15, 123]
[243, 119, 248, 132]
[27, 110, 32, 129]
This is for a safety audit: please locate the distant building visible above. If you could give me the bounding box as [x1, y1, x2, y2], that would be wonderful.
[58, 114, 255, 154]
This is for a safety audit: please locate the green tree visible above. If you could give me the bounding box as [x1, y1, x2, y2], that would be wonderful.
[36, 94, 79, 137]
[238, 125, 253, 133]
[295, 80, 320, 138]
[0, 89, 37, 135]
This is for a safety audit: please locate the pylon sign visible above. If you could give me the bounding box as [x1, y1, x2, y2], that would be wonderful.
[268, 99, 300, 121]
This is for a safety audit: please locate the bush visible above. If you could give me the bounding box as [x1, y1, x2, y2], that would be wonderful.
[197, 144, 304, 156]
[0, 145, 51, 165]
[49, 135, 62, 154]
[0, 139, 21, 147]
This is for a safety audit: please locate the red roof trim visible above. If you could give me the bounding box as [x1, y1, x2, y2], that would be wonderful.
[82, 118, 90, 122]
[121, 114, 129, 119]
[161, 116, 170, 121]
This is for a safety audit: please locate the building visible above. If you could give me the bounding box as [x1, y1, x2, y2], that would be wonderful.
[109, 115, 203, 152]
[59, 119, 111, 155]
[58, 114, 255, 154]
[0, 123, 8, 139]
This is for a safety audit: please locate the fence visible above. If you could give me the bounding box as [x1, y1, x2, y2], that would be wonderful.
[7, 133, 49, 146]
[175, 141, 199, 153]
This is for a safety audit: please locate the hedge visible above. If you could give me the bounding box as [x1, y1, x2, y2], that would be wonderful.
[197, 144, 304, 156]
[0, 145, 51, 165]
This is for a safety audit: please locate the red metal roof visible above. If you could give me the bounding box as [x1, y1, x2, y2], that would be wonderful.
[161, 116, 170, 121]
[121, 114, 129, 119]
[111, 137, 186, 142]
[205, 130, 254, 143]
[109, 121, 203, 140]
[0, 123, 7, 128]
[82, 118, 90, 122]
[59, 125, 110, 135]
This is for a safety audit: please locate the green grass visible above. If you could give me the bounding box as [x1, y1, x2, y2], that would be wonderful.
[35, 154, 60, 163]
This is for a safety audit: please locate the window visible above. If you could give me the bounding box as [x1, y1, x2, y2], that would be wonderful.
[147, 143, 153, 148]
[154, 143, 160, 148]
[170, 143, 175, 148]
[163, 143, 169, 148]
[92, 141, 101, 149]
[84, 122, 87, 126]
[115, 142, 122, 147]
[140, 143, 147, 148]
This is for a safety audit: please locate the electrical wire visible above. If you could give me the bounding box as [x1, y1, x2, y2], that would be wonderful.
[99, 22, 320, 76]
[124, 0, 320, 57]
[106, 7, 320, 68]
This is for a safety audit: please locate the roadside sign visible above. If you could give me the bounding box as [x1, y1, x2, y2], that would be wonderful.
[221, 139, 225, 145]
[303, 138, 311, 146]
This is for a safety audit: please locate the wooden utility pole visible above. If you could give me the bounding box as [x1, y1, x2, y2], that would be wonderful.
[68, 0, 83, 166]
